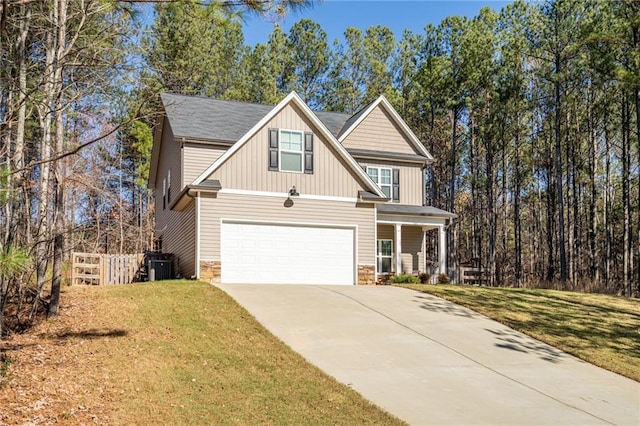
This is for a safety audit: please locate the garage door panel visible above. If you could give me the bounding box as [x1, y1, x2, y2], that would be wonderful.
[221, 222, 355, 285]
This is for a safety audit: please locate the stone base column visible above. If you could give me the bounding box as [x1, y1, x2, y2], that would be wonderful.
[358, 265, 376, 285]
[200, 261, 221, 284]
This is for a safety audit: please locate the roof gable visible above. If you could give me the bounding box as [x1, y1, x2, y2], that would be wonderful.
[338, 96, 433, 160]
[192, 92, 386, 198]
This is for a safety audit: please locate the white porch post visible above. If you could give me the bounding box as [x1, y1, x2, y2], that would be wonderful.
[394, 223, 402, 274]
[438, 224, 447, 275]
[421, 227, 427, 274]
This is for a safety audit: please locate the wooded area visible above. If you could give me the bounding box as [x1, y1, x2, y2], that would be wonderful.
[0, 0, 638, 334]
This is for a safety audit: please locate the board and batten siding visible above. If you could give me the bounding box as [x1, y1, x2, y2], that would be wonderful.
[209, 104, 367, 198]
[360, 160, 424, 206]
[183, 142, 227, 185]
[199, 192, 375, 266]
[342, 105, 418, 155]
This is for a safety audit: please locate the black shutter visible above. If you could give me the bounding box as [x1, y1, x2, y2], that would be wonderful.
[304, 132, 314, 174]
[392, 168, 400, 202]
[268, 128, 279, 171]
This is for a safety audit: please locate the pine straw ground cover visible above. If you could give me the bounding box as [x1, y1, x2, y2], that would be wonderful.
[0, 281, 403, 425]
[399, 284, 640, 382]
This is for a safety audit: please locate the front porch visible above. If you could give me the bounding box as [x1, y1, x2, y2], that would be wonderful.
[376, 204, 455, 281]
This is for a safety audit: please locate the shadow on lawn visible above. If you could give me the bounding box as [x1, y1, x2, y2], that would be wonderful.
[48, 328, 128, 340]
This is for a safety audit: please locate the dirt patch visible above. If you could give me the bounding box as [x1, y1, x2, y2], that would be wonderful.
[0, 286, 125, 425]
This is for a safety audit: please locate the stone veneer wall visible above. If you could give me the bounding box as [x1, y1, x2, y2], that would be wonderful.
[358, 265, 376, 285]
[200, 261, 221, 284]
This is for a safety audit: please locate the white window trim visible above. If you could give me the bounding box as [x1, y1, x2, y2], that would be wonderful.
[279, 129, 304, 173]
[167, 168, 172, 204]
[367, 166, 392, 198]
[377, 239, 393, 274]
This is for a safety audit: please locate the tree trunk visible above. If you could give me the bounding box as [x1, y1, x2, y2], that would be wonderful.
[588, 87, 598, 283]
[49, 0, 67, 318]
[514, 109, 522, 287]
[622, 96, 631, 296]
[554, 49, 567, 284]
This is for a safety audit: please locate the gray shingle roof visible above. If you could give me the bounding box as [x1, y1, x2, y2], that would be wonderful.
[377, 204, 457, 218]
[160, 93, 352, 142]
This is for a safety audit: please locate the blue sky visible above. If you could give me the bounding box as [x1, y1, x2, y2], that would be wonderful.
[242, 0, 513, 46]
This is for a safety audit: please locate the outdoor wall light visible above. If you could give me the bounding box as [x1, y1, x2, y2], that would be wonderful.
[284, 186, 299, 208]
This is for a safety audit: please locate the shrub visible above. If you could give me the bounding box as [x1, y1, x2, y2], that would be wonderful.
[390, 274, 420, 284]
[437, 273, 451, 284]
[419, 273, 430, 284]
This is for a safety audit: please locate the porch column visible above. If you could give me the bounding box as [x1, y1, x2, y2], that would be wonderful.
[394, 223, 402, 274]
[438, 225, 446, 274]
[421, 227, 428, 274]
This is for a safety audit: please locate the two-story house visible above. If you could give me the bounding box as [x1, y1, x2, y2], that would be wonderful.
[149, 91, 455, 285]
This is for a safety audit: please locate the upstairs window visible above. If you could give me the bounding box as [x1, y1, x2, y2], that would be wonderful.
[268, 128, 314, 174]
[366, 166, 400, 202]
[280, 130, 303, 172]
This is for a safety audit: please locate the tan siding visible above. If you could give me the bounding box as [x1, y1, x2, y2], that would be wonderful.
[210, 104, 367, 197]
[378, 224, 394, 240]
[342, 105, 417, 155]
[376, 225, 424, 274]
[401, 226, 423, 274]
[159, 199, 196, 278]
[154, 119, 183, 235]
[361, 160, 424, 205]
[199, 192, 375, 265]
[183, 143, 227, 185]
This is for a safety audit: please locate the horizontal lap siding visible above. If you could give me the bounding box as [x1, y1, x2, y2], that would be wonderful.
[342, 105, 417, 155]
[156, 120, 186, 241]
[360, 160, 424, 206]
[162, 199, 196, 278]
[376, 225, 424, 274]
[199, 192, 375, 265]
[401, 226, 423, 274]
[183, 143, 227, 185]
[210, 104, 366, 198]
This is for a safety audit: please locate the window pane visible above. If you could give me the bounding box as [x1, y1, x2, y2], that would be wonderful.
[381, 185, 391, 198]
[381, 168, 392, 185]
[281, 131, 302, 151]
[383, 240, 392, 256]
[381, 257, 392, 273]
[367, 168, 379, 184]
[281, 152, 302, 172]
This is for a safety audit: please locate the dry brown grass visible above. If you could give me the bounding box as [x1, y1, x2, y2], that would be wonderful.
[400, 284, 640, 382]
[1, 281, 404, 425]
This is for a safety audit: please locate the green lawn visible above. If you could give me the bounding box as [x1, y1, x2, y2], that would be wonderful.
[93, 281, 404, 424]
[398, 284, 640, 382]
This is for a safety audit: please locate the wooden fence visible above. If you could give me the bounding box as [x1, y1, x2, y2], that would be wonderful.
[71, 252, 144, 285]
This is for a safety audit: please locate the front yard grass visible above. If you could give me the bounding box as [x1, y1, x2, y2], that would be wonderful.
[398, 284, 640, 382]
[1, 281, 403, 425]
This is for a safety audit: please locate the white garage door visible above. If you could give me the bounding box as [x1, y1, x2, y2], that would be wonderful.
[221, 222, 355, 285]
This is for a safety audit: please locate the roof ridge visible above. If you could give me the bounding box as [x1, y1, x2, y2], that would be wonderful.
[161, 92, 277, 108]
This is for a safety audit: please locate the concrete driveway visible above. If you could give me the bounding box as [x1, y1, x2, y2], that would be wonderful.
[216, 284, 640, 425]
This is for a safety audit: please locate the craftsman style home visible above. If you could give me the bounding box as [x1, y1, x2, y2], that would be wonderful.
[149, 91, 455, 285]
